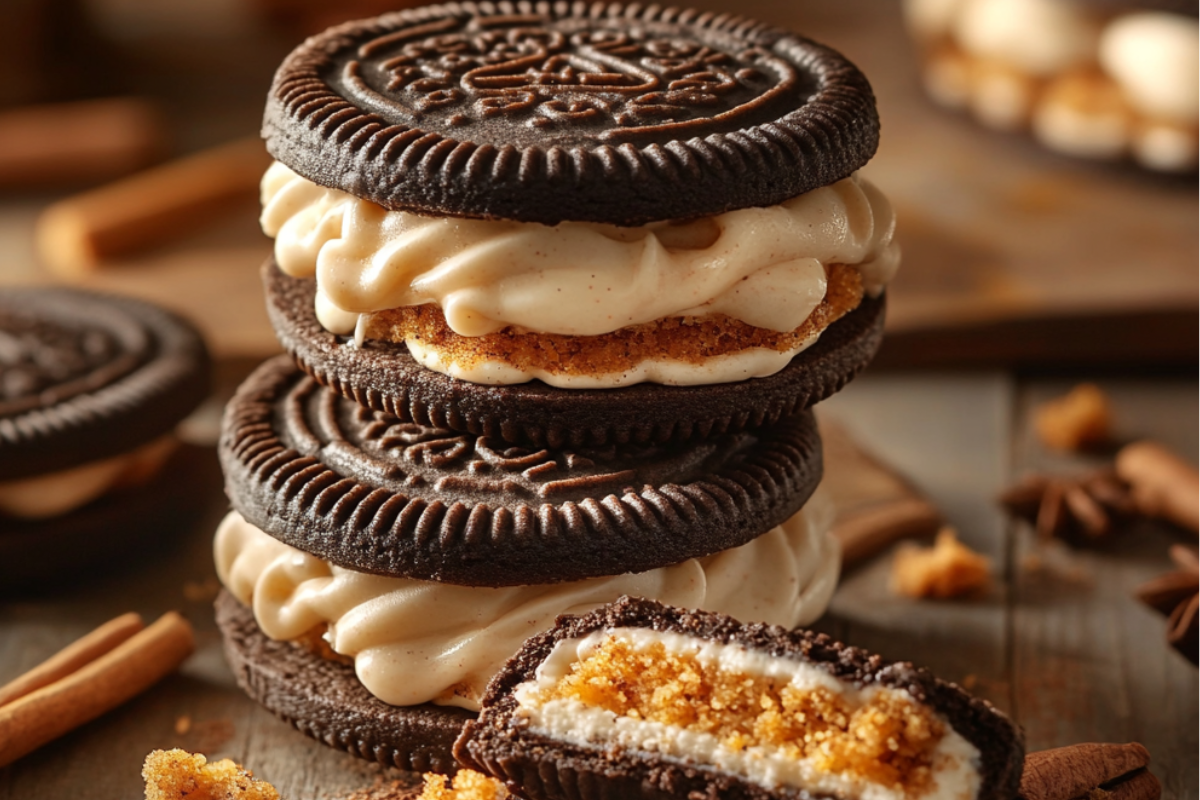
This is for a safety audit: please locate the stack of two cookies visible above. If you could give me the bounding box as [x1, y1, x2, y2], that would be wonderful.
[212, 2, 900, 775]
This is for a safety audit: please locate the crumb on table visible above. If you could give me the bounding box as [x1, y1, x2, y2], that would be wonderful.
[142, 749, 279, 800]
[890, 528, 991, 599]
[417, 770, 509, 800]
[1034, 383, 1113, 452]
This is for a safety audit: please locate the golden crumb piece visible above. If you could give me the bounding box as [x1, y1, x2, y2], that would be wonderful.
[1034, 383, 1113, 452]
[417, 769, 509, 800]
[364, 263, 863, 377]
[143, 749, 279, 800]
[890, 528, 992, 599]
[538, 638, 945, 793]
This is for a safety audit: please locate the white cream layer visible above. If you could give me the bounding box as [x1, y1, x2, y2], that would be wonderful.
[515, 628, 983, 800]
[215, 488, 839, 711]
[0, 436, 176, 519]
[261, 164, 899, 383]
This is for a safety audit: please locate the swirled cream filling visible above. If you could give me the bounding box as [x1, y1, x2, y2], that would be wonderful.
[0, 436, 176, 519]
[515, 628, 982, 800]
[215, 488, 840, 711]
[261, 163, 899, 386]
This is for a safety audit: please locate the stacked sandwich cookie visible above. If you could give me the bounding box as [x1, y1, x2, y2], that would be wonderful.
[0, 287, 213, 595]
[214, 0, 901, 779]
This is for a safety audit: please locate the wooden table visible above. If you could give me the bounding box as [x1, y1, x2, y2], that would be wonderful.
[0, 370, 1195, 798]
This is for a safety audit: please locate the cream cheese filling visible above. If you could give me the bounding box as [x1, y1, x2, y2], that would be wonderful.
[214, 487, 840, 711]
[0, 436, 177, 519]
[515, 629, 983, 800]
[261, 164, 899, 341]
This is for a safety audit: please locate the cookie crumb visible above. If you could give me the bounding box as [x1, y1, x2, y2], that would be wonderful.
[1034, 383, 1113, 452]
[142, 749, 279, 800]
[174, 716, 191, 735]
[416, 770, 510, 800]
[890, 528, 991, 599]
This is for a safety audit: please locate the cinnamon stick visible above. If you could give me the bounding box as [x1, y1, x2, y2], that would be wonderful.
[35, 136, 271, 276]
[1020, 743, 1157, 800]
[0, 612, 143, 708]
[0, 611, 194, 768]
[0, 97, 165, 188]
[1116, 441, 1199, 533]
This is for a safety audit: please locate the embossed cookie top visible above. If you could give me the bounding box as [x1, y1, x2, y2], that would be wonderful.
[220, 356, 824, 586]
[264, 2, 879, 225]
[0, 288, 211, 481]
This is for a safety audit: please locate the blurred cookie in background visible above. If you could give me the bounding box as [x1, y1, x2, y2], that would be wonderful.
[903, 0, 1198, 173]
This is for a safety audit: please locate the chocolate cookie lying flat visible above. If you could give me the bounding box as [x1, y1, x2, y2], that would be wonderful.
[262, 2, 879, 227]
[456, 596, 1025, 800]
[216, 590, 472, 774]
[220, 356, 823, 587]
[265, 260, 885, 449]
[0, 287, 211, 479]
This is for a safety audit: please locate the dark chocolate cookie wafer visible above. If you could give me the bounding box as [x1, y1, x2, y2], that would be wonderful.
[220, 356, 823, 587]
[216, 590, 472, 774]
[263, 2, 879, 226]
[0, 444, 220, 596]
[0, 287, 211, 480]
[265, 260, 884, 449]
[456, 596, 1025, 800]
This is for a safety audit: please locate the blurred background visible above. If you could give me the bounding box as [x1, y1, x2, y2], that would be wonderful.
[0, 0, 1195, 370]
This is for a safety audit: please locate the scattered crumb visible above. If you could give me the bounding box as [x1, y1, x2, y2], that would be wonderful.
[1034, 383, 1113, 452]
[183, 577, 222, 603]
[960, 674, 978, 690]
[143, 749, 279, 800]
[413, 771, 510, 800]
[890, 528, 991, 599]
[174, 716, 191, 735]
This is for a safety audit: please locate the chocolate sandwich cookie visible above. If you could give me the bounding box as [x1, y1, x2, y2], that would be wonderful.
[265, 261, 885, 448]
[456, 596, 1025, 800]
[0, 287, 212, 591]
[215, 590, 472, 774]
[219, 356, 824, 586]
[258, 2, 897, 428]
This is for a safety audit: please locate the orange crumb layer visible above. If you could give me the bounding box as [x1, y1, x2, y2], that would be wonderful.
[539, 637, 944, 794]
[418, 769, 509, 800]
[142, 749, 279, 800]
[364, 263, 863, 376]
[890, 528, 992, 599]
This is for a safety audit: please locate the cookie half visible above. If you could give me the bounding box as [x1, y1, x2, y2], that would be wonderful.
[219, 356, 824, 586]
[455, 596, 1025, 800]
[0, 286, 211, 480]
[262, 2, 879, 226]
[265, 261, 884, 448]
[215, 590, 472, 774]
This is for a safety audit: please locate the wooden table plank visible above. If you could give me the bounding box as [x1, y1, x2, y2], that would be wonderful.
[1008, 378, 1198, 797]
[815, 371, 1016, 715]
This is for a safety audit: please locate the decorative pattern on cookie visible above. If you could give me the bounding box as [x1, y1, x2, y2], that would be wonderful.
[219, 356, 824, 586]
[455, 596, 1025, 800]
[215, 590, 473, 774]
[265, 261, 885, 448]
[0, 287, 211, 480]
[262, 1, 879, 226]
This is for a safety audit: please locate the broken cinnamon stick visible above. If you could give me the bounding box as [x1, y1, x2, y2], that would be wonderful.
[1116, 440, 1199, 533]
[0, 97, 165, 188]
[0, 611, 194, 768]
[35, 136, 271, 276]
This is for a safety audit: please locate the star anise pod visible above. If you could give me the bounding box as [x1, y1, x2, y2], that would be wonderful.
[1135, 545, 1198, 665]
[999, 468, 1136, 545]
